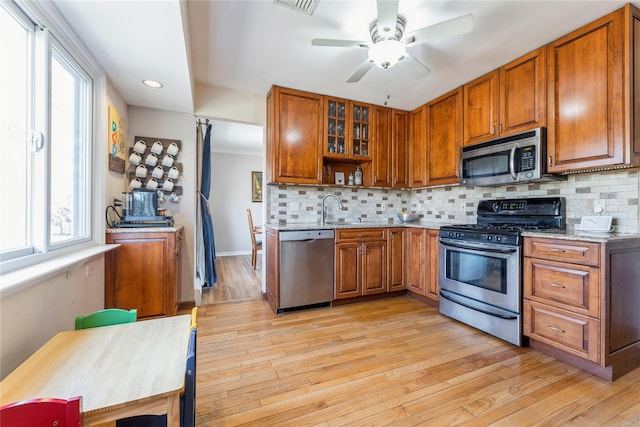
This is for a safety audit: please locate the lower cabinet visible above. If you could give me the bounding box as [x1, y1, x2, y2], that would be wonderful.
[523, 236, 640, 380]
[387, 228, 406, 292]
[105, 227, 183, 318]
[405, 228, 439, 301]
[335, 229, 387, 299]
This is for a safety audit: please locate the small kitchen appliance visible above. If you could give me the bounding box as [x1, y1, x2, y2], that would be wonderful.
[108, 189, 174, 228]
[438, 197, 565, 346]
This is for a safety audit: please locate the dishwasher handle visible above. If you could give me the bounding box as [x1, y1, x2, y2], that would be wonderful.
[279, 230, 335, 241]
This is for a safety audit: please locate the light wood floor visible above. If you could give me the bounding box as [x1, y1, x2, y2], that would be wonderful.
[195, 297, 640, 426]
[201, 255, 262, 305]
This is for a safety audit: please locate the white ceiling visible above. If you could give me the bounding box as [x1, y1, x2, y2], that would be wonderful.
[53, 0, 638, 152]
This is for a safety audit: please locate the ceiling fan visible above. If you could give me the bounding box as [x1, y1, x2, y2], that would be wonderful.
[311, 0, 473, 83]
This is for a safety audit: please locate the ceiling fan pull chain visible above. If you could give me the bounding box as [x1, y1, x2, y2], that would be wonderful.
[384, 69, 391, 106]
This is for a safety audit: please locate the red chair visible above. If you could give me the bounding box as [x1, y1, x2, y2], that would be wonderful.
[0, 396, 82, 426]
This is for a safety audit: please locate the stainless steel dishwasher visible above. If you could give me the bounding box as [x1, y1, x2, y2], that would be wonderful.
[278, 229, 334, 312]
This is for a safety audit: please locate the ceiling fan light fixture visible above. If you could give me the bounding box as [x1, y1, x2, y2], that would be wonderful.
[368, 39, 406, 69]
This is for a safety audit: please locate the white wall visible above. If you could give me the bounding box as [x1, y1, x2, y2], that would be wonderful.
[127, 106, 196, 302]
[210, 152, 263, 255]
[105, 78, 129, 207]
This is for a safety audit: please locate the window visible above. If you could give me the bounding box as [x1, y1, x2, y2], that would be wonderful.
[1, 2, 93, 266]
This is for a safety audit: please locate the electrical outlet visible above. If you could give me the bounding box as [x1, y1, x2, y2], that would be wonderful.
[381, 203, 386, 212]
[593, 199, 606, 214]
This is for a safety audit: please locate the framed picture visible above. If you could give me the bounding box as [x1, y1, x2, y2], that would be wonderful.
[108, 105, 126, 173]
[252, 171, 263, 202]
[335, 172, 345, 185]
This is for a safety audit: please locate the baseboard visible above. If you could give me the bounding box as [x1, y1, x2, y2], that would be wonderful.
[216, 251, 251, 257]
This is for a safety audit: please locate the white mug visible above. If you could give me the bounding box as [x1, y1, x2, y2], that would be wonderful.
[168, 166, 180, 180]
[152, 165, 165, 179]
[145, 153, 158, 167]
[128, 151, 142, 166]
[133, 140, 147, 154]
[151, 140, 164, 155]
[135, 164, 148, 178]
[169, 192, 180, 203]
[162, 179, 174, 192]
[167, 142, 179, 156]
[146, 178, 159, 189]
[129, 177, 143, 189]
[161, 154, 174, 167]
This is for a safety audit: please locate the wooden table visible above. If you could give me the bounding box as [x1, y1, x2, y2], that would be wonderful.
[0, 315, 191, 426]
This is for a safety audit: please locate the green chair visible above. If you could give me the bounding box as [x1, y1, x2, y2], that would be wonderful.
[75, 308, 137, 330]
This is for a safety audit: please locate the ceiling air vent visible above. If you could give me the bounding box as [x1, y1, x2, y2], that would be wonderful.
[273, 0, 318, 15]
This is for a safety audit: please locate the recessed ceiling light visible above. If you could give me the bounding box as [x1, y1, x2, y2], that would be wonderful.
[142, 79, 163, 88]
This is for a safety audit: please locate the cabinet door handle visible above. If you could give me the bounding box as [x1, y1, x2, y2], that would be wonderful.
[499, 123, 503, 133]
[491, 125, 496, 134]
[547, 282, 566, 289]
[547, 325, 565, 333]
[548, 155, 553, 167]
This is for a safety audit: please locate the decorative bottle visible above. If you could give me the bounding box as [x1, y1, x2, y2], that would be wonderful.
[354, 166, 363, 186]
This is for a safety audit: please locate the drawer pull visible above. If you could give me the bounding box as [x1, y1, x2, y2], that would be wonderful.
[549, 248, 566, 253]
[547, 325, 565, 333]
[547, 282, 566, 289]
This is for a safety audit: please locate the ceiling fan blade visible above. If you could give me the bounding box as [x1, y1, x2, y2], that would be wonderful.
[376, 0, 399, 36]
[404, 51, 431, 79]
[405, 14, 473, 46]
[312, 38, 368, 48]
[347, 60, 374, 83]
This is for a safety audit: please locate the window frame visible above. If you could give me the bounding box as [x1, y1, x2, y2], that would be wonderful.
[1, 0, 107, 275]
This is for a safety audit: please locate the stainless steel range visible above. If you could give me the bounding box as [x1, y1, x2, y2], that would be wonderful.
[438, 197, 565, 346]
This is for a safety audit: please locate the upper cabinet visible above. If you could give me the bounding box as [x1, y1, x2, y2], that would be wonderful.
[323, 96, 372, 162]
[409, 105, 427, 187]
[426, 87, 463, 186]
[546, 4, 640, 173]
[463, 47, 547, 146]
[266, 86, 323, 184]
[372, 107, 409, 188]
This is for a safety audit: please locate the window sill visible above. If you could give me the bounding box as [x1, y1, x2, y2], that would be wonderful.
[0, 244, 119, 298]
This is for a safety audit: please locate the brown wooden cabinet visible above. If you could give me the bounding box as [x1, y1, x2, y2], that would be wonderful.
[409, 105, 427, 187]
[523, 236, 640, 380]
[372, 105, 392, 187]
[463, 47, 546, 146]
[406, 228, 439, 301]
[264, 227, 279, 313]
[387, 228, 406, 292]
[323, 97, 372, 161]
[105, 227, 183, 318]
[425, 88, 462, 186]
[266, 86, 323, 184]
[372, 108, 409, 188]
[405, 228, 426, 295]
[426, 229, 440, 301]
[334, 228, 387, 299]
[546, 5, 640, 173]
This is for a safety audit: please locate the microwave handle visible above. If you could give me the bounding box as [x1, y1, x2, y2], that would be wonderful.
[509, 145, 517, 180]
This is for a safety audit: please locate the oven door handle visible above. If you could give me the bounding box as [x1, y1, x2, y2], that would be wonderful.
[440, 289, 518, 320]
[439, 238, 519, 254]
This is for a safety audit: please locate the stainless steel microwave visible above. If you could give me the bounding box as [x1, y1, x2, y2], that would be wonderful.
[460, 128, 565, 186]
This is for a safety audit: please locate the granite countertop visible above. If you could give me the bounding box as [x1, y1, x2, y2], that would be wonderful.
[106, 224, 184, 233]
[267, 222, 640, 243]
[266, 221, 446, 231]
[521, 229, 640, 243]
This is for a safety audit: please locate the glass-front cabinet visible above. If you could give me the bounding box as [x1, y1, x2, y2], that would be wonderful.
[323, 96, 371, 162]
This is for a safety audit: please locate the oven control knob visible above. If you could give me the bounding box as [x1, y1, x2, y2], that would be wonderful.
[455, 232, 461, 238]
[448, 231, 454, 237]
[496, 236, 502, 242]
[487, 235, 493, 241]
[492, 202, 500, 212]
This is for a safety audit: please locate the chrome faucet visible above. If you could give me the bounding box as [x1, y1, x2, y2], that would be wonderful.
[321, 193, 344, 225]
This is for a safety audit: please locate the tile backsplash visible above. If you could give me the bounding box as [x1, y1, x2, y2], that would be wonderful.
[267, 169, 640, 233]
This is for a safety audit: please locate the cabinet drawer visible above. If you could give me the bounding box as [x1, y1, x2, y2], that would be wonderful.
[336, 228, 387, 242]
[524, 258, 600, 317]
[524, 300, 600, 363]
[524, 238, 600, 266]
